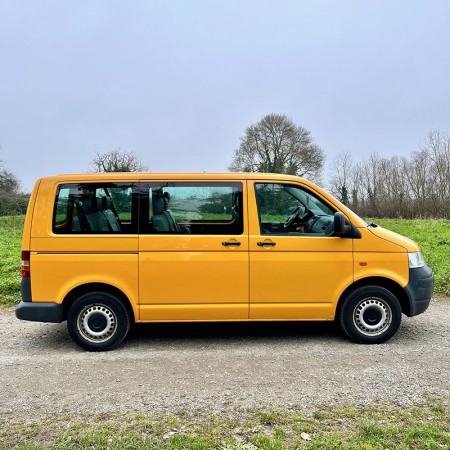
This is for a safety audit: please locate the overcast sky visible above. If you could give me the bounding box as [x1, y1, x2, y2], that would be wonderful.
[1, 0, 449, 191]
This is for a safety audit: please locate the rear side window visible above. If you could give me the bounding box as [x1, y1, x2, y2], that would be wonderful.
[53, 183, 138, 234]
[140, 182, 243, 235]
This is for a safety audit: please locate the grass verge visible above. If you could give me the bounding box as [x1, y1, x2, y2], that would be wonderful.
[0, 215, 23, 307]
[0, 400, 448, 449]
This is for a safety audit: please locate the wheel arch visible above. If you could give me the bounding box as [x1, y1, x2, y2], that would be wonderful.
[61, 283, 136, 323]
[336, 276, 410, 318]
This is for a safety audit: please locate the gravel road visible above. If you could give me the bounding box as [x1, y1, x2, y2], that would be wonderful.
[1, 299, 449, 421]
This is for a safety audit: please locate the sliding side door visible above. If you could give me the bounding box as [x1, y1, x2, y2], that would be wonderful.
[138, 179, 249, 321]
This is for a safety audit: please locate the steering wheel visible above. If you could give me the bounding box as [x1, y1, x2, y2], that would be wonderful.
[284, 205, 305, 228]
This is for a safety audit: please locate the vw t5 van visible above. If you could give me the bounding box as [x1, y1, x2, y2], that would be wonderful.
[16, 173, 434, 351]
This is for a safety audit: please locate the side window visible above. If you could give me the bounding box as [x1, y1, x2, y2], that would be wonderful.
[255, 183, 335, 236]
[54, 187, 70, 224]
[53, 183, 138, 234]
[108, 186, 133, 221]
[142, 182, 243, 235]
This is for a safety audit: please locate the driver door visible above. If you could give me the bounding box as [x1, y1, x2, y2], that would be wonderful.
[248, 181, 353, 320]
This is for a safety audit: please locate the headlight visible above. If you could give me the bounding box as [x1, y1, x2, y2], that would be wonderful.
[408, 251, 424, 268]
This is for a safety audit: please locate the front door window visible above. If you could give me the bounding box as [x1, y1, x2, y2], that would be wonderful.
[255, 183, 335, 236]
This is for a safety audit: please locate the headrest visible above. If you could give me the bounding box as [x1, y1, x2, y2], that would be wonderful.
[102, 196, 112, 210]
[94, 197, 103, 211]
[78, 199, 92, 214]
[153, 197, 165, 215]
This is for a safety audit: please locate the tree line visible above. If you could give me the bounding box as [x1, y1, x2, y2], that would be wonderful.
[0, 147, 29, 216]
[230, 115, 450, 219]
[329, 130, 450, 218]
[1, 116, 449, 218]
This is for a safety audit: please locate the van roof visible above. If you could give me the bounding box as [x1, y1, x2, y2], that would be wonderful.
[44, 172, 310, 183]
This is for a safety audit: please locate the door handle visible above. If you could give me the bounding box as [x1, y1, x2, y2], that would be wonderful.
[222, 241, 241, 247]
[257, 241, 276, 247]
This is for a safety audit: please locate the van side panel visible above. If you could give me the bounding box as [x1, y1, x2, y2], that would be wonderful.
[29, 178, 55, 239]
[21, 178, 42, 251]
[353, 228, 409, 288]
[249, 249, 354, 320]
[30, 252, 138, 317]
[354, 252, 409, 288]
[353, 227, 408, 253]
[28, 179, 139, 320]
[30, 236, 137, 253]
[139, 250, 249, 321]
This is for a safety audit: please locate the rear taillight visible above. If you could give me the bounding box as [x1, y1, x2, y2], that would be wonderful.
[21, 251, 30, 278]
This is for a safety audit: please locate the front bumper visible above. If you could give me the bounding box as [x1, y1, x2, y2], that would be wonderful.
[15, 301, 64, 323]
[404, 264, 434, 317]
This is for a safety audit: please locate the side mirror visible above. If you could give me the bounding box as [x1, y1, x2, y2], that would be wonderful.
[334, 212, 351, 236]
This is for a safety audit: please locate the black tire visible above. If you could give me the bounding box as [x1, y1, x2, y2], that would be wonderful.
[339, 286, 402, 344]
[67, 292, 130, 351]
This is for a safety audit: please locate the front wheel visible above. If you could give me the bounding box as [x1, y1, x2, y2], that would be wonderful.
[339, 286, 402, 344]
[67, 292, 130, 351]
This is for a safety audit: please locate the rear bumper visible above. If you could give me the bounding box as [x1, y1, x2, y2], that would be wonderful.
[15, 301, 64, 323]
[17, 276, 63, 323]
[404, 265, 434, 317]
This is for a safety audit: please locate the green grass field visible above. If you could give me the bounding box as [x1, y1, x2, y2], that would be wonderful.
[0, 216, 449, 307]
[0, 400, 448, 449]
[0, 215, 23, 306]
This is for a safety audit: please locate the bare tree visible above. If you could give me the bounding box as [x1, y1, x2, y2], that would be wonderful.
[330, 130, 450, 219]
[229, 114, 325, 182]
[421, 130, 450, 216]
[90, 149, 148, 172]
[329, 150, 354, 205]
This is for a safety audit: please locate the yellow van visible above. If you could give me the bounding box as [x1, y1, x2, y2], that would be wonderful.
[16, 173, 434, 351]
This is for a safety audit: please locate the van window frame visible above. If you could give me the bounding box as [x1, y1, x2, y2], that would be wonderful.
[52, 182, 140, 234]
[254, 182, 336, 237]
[139, 181, 244, 235]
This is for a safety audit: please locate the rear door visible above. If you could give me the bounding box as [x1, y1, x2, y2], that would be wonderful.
[138, 179, 249, 321]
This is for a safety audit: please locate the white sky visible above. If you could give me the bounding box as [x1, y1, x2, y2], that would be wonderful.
[1, 0, 449, 191]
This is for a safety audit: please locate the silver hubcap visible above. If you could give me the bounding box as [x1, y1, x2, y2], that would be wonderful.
[77, 304, 117, 343]
[353, 297, 391, 336]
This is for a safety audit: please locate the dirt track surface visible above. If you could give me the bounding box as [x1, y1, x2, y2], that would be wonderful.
[1, 299, 449, 421]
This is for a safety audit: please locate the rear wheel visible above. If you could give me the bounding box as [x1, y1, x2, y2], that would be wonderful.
[339, 286, 402, 344]
[67, 292, 130, 351]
